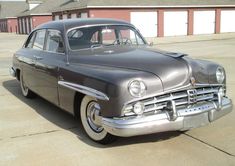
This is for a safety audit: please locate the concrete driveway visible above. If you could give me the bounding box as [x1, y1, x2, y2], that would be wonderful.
[0, 33, 235, 166]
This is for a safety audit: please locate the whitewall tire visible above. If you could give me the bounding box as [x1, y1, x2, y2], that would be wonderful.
[20, 71, 35, 98]
[80, 96, 117, 144]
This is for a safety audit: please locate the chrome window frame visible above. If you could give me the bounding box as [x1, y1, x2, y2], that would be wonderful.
[66, 24, 148, 51]
[23, 28, 66, 56]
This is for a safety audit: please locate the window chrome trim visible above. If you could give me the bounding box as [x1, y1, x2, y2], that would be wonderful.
[23, 28, 66, 55]
[58, 81, 109, 101]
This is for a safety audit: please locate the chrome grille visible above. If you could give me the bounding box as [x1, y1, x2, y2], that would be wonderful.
[124, 86, 221, 116]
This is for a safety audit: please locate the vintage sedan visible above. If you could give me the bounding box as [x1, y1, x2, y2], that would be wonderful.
[10, 18, 233, 144]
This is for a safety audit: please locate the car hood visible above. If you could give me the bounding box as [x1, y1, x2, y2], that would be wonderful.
[70, 46, 207, 91]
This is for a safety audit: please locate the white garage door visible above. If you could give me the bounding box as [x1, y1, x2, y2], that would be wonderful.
[221, 10, 235, 33]
[54, 15, 60, 20]
[71, 13, 77, 19]
[63, 14, 67, 20]
[164, 11, 188, 36]
[194, 11, 215, 35]
[131, 12, 158, 38]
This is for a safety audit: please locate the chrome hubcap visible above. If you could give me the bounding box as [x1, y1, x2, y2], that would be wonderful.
[86, 101, 103, 133]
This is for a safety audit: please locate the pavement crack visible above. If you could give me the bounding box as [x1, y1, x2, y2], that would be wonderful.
[27, 130, 60, 136]
[10, 129, 60, 139]
[1, 126, 79, 141]
[4, 130, 61, 140]
[183, 133, 235, 157]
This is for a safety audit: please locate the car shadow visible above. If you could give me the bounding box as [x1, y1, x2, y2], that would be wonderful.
[3, 79, 182, 148]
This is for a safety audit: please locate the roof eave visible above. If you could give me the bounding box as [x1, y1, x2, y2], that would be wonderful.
[51, 4, 235, 13]
[18, 13, 52, 17]
[87, 5, 235, 8]
[5, 17, 17, 19]
[30, 13, 52, 16]
[52, 7, 87, 13]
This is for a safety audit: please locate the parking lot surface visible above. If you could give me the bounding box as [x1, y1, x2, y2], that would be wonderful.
[0, 33, 235, 166]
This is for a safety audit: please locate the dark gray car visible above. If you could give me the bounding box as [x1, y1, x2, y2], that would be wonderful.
[10, 18, 233, 144]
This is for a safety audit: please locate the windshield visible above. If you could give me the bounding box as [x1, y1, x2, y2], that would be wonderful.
[67, 25, 146, 50]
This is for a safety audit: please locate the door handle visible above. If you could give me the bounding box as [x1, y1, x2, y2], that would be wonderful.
[33, 55, 43, 60]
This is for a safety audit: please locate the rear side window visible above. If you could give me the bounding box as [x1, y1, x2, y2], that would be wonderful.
[32, 30, 46, 50]
[45, 30, 64, 53]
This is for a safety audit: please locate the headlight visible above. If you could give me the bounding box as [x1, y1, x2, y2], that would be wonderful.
[216, 67, 225, 84]
[128, 80, 146, 97]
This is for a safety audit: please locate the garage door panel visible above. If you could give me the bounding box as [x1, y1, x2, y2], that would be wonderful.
[54, 15, 60, 20]
[71, 13, 77, 19]
[164, 11, 188, 36]
[131, 12, 157, 38]
[81, 13, 88, 18]
[63, 14, 67, 20]
[221, 10, 235, 33]
[194, 11, 215, 35]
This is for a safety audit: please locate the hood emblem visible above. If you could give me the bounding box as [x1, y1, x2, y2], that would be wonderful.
[190, 77, 196, 86]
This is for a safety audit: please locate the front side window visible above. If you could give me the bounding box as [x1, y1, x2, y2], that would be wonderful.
[32, 30, 46, 50]
[67, 25, 146, 50]
[45, 30, 64, 53]
[25, 32, 36, 48]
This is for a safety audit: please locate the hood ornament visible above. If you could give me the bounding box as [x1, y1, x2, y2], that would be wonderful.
[190, 77, 196, 86]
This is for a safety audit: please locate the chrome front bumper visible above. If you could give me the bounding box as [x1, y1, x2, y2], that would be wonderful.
[102, 97, 233, 137]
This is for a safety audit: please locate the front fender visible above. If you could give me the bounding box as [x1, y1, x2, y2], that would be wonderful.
[59, 63, 163, 117]
[184, 57, 224, 84]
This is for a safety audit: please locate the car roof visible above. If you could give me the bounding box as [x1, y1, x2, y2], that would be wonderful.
[36, 18, 132, 33]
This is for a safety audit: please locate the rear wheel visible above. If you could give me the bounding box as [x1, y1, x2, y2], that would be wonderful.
[20, 71, 35, 98]
[80, 96, 117, 144]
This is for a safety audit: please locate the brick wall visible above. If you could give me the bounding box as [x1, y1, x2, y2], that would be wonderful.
[89, 9, 131, 22]
[7, 18, 18, 33]
[31, 15, 52, 29]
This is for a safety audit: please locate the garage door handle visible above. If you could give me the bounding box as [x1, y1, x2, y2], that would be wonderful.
[33, 55, 43, 60]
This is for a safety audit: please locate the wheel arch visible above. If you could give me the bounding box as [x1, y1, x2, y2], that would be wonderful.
[16, 68, 20, 81]
[73, 91, 85, 118]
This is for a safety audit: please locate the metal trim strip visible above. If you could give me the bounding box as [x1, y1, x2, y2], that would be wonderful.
[58, 80, 109, 101]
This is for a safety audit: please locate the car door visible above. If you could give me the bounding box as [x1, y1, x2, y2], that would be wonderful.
[34, 29, 66, 105]
[24, 29, 47, 95]
[19, 30, 44, 92]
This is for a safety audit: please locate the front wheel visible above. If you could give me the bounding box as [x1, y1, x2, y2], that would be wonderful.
[20, 71, 36, 98]
[80, 96, 117, 144]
